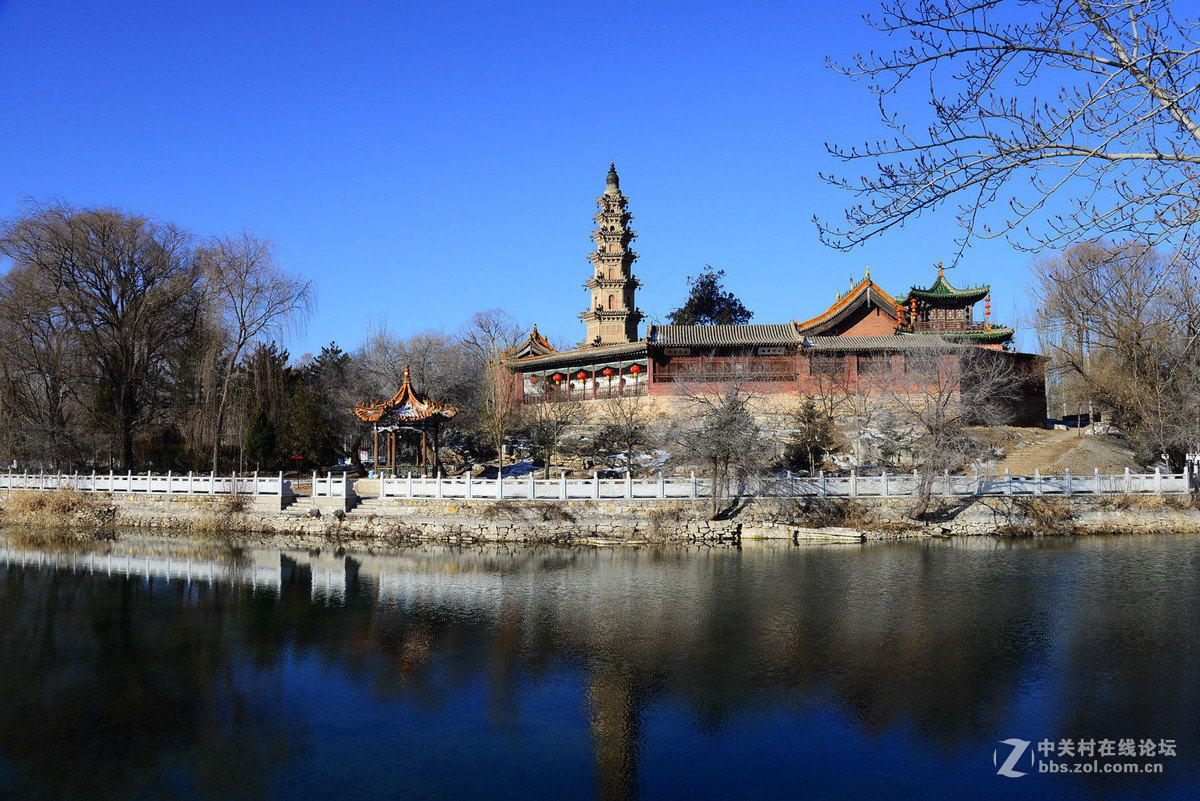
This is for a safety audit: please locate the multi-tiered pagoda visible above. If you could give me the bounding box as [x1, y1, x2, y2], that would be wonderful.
[581, 163, 643, 346]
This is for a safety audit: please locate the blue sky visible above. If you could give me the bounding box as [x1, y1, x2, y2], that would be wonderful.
[0, 0, 1037, 358]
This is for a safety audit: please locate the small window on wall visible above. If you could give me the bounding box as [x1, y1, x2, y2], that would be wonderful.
[857, 354, 887, 375]
[812, 355, 841, 375]
[608, 295, 615, 309]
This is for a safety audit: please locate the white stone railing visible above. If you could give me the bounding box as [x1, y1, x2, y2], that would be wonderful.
[0, 470, 293, 497]
[311, 471, 354, 498]
[770, 467, 1189, 498]
[377, 467, 1190, 501]
[380, 472, 704, 501]
[3, 467, 1187, 503]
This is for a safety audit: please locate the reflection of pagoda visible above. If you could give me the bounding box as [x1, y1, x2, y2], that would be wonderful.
[349, 367, 459, 476]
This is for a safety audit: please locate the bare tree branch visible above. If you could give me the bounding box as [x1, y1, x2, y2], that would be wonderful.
[818, 0, 1200, 261]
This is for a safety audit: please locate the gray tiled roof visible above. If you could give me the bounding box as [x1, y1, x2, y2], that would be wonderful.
[802, 335, 962, 351]
[506, 341, 647, 370]
[650, 324, 804, 346]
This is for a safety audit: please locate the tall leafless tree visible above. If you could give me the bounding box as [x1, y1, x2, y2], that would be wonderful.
[880, 342, 1022, 517]
[521, 396, 583, 479]
[0, 202, 203, 469]
[664, 356, 770, 516]
[457, 310, 524, 470]
[0, 263, 84, 466]
[199, 232, 313, 473]
[819, 1, 1200, 262]
[596, 390, 657, 478]
[1032, 240, 1200, 464]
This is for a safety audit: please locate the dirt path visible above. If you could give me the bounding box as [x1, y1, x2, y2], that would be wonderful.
[979, 426, 1138, 475]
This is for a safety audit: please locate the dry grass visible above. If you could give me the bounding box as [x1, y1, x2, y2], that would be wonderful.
[0, 489, 114, 540]
[648, 504, 685, 541]
[3, 488, 97, 517]
[528, 501, 576, 523]
[1004, 497, 1075, 534]
[476, 500, 521, 519]
[1098, 493, 1194, 511]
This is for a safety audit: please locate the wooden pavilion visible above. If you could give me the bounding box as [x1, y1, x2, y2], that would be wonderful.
[349, 367, 459, 477]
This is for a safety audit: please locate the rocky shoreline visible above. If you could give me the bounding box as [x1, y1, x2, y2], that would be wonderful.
[2, 488, 1200, 550]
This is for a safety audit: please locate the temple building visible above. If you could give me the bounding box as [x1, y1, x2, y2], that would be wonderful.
[505, 165, 1045, 424]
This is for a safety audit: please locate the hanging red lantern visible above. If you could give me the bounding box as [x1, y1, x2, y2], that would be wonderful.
[630, 364, 641, 375]
[529, 375, 538, 385]
[576, 371, 587, 381]
[552, 373, 563, 385]
[602, 367, 613, 378]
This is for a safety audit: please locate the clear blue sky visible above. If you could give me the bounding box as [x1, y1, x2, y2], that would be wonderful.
[0, 0, 1037, 359]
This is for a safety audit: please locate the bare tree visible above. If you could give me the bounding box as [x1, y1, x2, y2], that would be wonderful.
[819, 1, 1200, 262]
[199, 232, 313, 473]
[521, 397, 583, 479]
[882, 342, 1022, 517]
[596, 391, 657, 478]
[1032, 240, 1200, 464]
[664, 356, 770, 516]
[457, 310, 524, 469]
[0, 202, 203, 469]
[0, 263, 85, 466]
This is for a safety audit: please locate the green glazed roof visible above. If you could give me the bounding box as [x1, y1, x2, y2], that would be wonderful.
[907, 274, 989, 302]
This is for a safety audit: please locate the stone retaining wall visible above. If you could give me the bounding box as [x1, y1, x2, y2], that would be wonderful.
[2, 490, 1198, 548]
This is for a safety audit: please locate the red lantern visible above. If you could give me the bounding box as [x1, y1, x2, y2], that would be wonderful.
[630, 364, 641, 375]
[529, 375, 538, 385]
[602, 368, 613, 378]
[576, 371, 587, 381]
[552, 373, 563, 385]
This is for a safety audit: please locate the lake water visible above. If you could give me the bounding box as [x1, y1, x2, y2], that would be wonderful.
[0, 533, 1196, 800]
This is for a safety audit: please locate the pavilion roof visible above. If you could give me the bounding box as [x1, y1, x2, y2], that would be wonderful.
[349, 367, 459, 424]
[906, 270, 989, 302]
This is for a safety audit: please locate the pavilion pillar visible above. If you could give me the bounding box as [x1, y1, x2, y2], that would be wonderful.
[373, 426, 379, 470]
[433, 424, 441, 475]
[421, 430, 428, 477]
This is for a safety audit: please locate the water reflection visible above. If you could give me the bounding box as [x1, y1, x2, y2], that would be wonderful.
[0, 535, 1196, 800]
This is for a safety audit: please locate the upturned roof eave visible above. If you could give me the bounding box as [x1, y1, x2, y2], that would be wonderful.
[505, 341, 648, 370]
[794, 280, 901, 334]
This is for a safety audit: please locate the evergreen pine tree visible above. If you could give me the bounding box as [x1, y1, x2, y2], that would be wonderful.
[243, 405, 276, 470]
[282, 384, 336, 472]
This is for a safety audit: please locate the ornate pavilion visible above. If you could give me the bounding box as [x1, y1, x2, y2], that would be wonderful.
[350, 367, 459, 476]
[504, 165, 1044, 424]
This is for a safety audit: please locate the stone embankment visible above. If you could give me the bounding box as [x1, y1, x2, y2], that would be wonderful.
[1, 489, 1198, 548]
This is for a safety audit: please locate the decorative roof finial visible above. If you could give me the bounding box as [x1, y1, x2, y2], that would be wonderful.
[865, 266, 870, 281]
[403, 365, 411, 384]
[938, 260, 944, 277]
[606, 161, 619, 192]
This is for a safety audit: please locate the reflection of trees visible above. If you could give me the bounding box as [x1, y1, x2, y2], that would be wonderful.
[0, 537, 1196, 797]
[0, 568, 298, 800]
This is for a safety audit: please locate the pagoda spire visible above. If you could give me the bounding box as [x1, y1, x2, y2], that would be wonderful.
[581, 163, 643, 346]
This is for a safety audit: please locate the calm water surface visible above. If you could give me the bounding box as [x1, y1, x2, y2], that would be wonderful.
[0, 533, 1196, 800]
